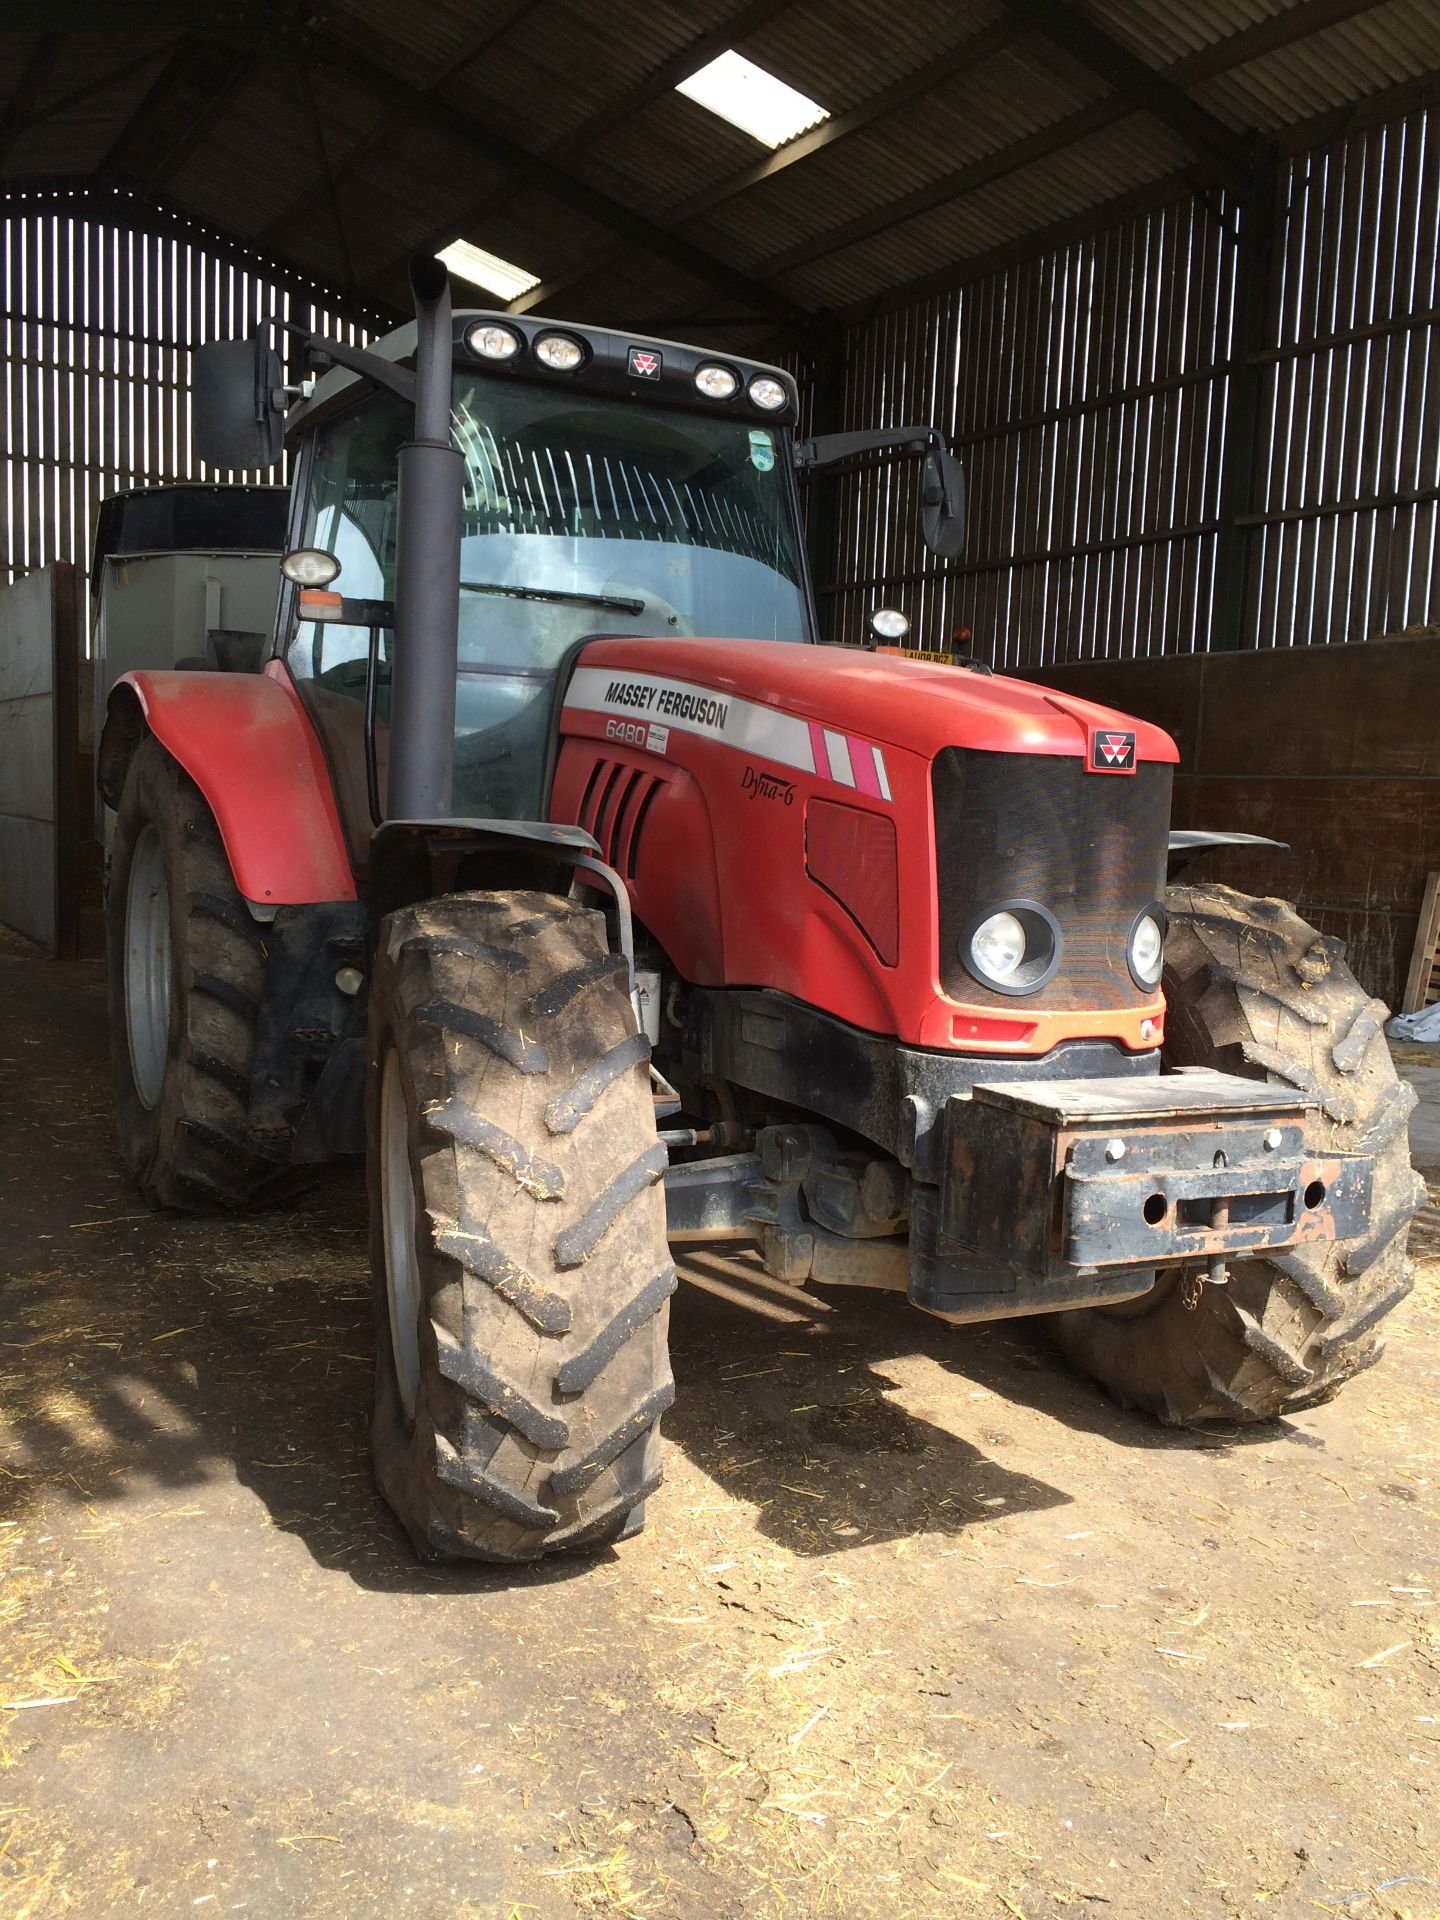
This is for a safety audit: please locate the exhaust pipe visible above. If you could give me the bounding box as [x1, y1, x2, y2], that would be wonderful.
[387, 254, 463, 819]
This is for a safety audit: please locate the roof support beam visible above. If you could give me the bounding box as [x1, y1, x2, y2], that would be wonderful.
[4, 45, 176, 140]
[520, 0, 1375, 315]
[299, 68, 356, 293]
[522, 0, 792, 161]
[258, 0, 536, 248]
[23, 1, 811, 333]
[507, 15, 1026, 318]
[358, 0, 794, 305]
[96, 37, 253, 194]
[295, 31, 808, 331]
[736, 0, 1370, 294]
[143, 55, 259, 194]
[0, 35, 64, 168]
[805, 9, 1404, 334]
[826, 170, 1198, 327]
[277, 13, 809, 330]
[996, 0, 1251, 185]
[672, 18, 1027, 221]
[752, 93, 1125, 281]
[803, 341, 849, 643]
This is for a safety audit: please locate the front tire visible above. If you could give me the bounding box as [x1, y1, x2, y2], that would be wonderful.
[1051, 884, 1423, 1425]
[368, 889, 675, 1562]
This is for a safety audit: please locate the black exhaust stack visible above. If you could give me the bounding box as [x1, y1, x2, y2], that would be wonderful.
[387, 255, 463, 819]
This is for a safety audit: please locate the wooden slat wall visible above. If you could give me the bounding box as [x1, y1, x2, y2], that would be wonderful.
[1, 199, 376, 602]
[7, 102, 1440, 673]
[1032, 634, 1440, 1006]
[1248, 110, 1440, 648]
[827, 104, 1440, 665]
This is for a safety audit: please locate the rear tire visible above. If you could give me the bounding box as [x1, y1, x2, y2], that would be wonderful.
[106, 737, 286, 1211]
[1050, 884, 1423, 1425]
[368, 889, 675, 1562]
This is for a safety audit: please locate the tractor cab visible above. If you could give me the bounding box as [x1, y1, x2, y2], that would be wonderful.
[278, 317, 816, 842]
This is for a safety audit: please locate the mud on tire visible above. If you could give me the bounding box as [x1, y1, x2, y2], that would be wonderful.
[106, 737, 287, 1211]
[1051, 883, 1424, 1425]
[368, 889, 675, 1562]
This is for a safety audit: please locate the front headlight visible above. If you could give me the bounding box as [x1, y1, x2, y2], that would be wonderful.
[1128, 907, 1165, 988]
[961, 900, 1063, 995]
[971, 911, 1027, 981]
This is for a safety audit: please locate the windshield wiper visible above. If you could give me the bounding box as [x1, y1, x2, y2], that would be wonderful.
[459, 580, 644, 615]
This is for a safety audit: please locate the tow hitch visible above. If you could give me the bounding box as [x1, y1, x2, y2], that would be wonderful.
[937, 1067, 1372, 1297]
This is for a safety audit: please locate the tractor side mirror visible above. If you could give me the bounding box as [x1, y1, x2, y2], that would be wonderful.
[921, 443, 966, 560]
[192, 335, 286, 471]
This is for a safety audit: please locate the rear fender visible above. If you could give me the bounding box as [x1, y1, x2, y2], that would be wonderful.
[99, 661, 355, 905]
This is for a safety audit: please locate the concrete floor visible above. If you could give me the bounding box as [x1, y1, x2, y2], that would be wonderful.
[2, 937, 1438, 1920]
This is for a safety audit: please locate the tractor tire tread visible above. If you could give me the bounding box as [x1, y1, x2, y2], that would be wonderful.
[432, 1325, 570, 1450]
[187, 1045, 252, 1102]
[106, 739, 283, 1214]
[545, 1031, 652, 1135]
[432, 1434, 559, 1531]
[369, 889, 673, 1562]
[415, 998, 551, 1074]
[549, 1383, 676, 1499]
[556, 1266, 678, 1395]
[190, 889, 268, 948]
[191, 970, 262, 1020]
[552, 1144, 668, 1270]
[545, 1469, 664, 1551]
[1318, 1262, 1415, 1352]
[1050, 883, 1420, 1426]
[424, 1098, 567, 1199]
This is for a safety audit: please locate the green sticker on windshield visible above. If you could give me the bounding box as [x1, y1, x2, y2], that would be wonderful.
[749, 429, 775, 473]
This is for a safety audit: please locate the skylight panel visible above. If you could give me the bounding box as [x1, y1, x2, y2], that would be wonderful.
[674, 50, 829, 149]
[436, 240, 540, 302]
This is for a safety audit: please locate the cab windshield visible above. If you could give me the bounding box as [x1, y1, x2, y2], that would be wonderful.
[290, 374, 810, 824]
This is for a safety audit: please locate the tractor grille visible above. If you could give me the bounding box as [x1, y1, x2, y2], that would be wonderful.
[579, 757, 662, 880]
[932, 748, 1172, 1011]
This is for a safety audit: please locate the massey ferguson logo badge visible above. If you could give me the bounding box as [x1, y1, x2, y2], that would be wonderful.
[629, 348, 661, 378]
[1089, 727, 1137, 773]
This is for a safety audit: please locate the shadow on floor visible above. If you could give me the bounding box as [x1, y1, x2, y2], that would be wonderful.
[1, 941, 1314, 1597]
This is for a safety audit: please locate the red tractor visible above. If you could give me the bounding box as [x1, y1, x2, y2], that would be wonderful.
[99, 259, 1421, 1563]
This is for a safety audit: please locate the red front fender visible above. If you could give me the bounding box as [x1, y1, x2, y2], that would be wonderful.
[103, 661, 355, 904]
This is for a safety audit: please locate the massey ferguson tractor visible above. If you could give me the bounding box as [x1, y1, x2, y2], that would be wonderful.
[98, 258, 1422, 1563]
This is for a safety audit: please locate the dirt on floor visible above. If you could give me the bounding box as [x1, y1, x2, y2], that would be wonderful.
[1, 928, 1438, 1920]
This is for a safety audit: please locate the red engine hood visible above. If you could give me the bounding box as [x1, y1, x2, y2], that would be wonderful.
[569, 637, 1178, 764]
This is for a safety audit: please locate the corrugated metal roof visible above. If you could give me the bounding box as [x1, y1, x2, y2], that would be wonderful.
[752, 0, 1007, 115]
[2, 0, 1438, 341]
[786, 114, 1196, 310]
[1087, 0, 1295, 65]
[693, 43, 1111, 272]
[1198, 0, 1440, 123]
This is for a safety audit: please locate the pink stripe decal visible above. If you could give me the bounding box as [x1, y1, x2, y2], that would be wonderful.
[851, 739, 882, 798]
[807, 721, 831, 780]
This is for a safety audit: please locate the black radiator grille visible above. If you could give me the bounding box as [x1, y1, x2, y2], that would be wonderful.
[932, 748, 1172, 1011]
